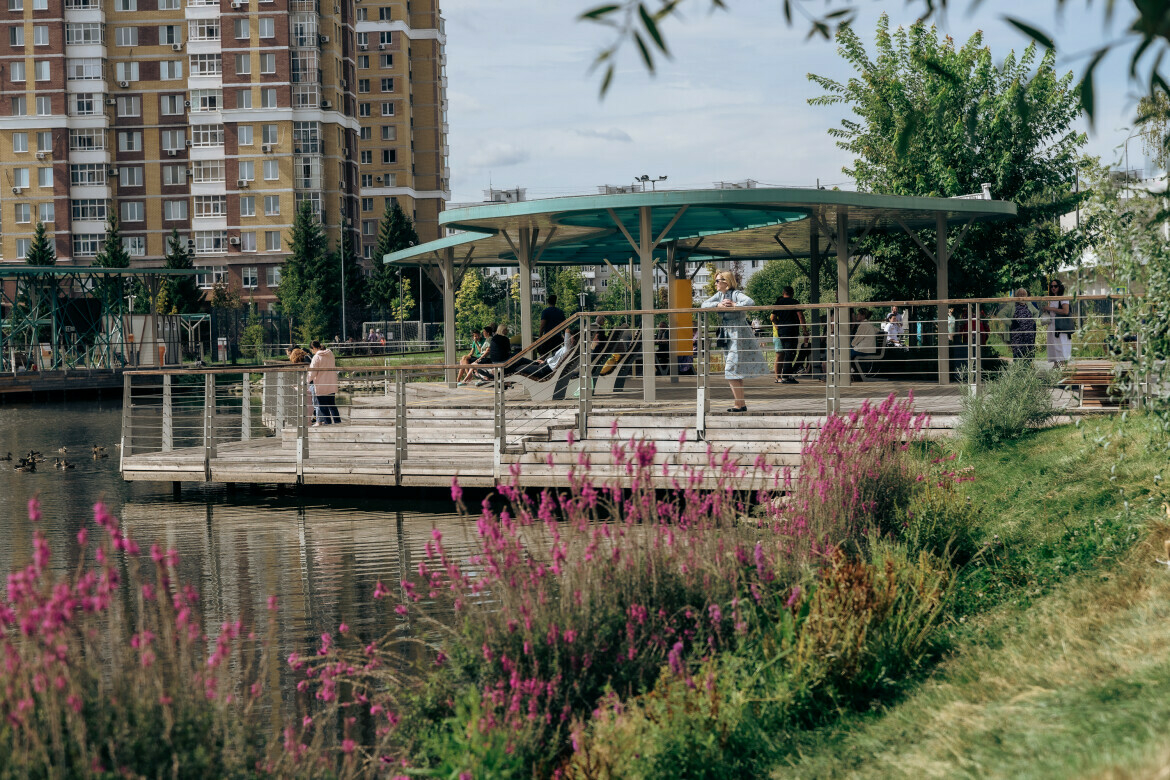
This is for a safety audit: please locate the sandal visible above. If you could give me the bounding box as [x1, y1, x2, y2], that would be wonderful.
[726, 406, 748, 413]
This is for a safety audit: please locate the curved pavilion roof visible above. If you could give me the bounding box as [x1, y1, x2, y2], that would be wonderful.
[385, 187, 1017, 268]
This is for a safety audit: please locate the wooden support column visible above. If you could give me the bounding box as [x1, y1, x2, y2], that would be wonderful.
[936, 211, 950, 385]
[836, 209, 851, 388]
[638, 206, 656, 402]
[439, 249, 457, 386]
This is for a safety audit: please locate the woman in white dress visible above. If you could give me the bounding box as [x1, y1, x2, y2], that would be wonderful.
[1040, 278, 1071, 367]
[700, 270, 766, 413]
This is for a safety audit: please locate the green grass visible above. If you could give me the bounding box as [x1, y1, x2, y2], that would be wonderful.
[772, 417, 1170, 779]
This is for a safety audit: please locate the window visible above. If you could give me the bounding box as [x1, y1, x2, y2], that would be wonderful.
[69, 93, 94, 116]
[158, 0, 179, 9]
[121, 201, 144, 222]
[377, 6, 392, 20]
[239, 196, 255, 216]
[66, 24, 103, 44]
[188, 20, 219, 41]
[69, 165, 105, 186]
[162, 165, 186, 185]
[159, 94, 183, 115]
[237, 125, 253, 145]
[361, 220, 375, 236]
[381, 102, 394, 116]
[358, 79, 369, 93]
[38, 202, 53, 222]
[11, 97, 26, 116]
[119, 166, 143, 187]
[380, 78, 393, 92]
[191, 160, 224, 183]
[259, 53, 274, 74]
[194, 266, 226, 287]
[194, 195, 226, 217]
[261, 124, 278, 144]
[15, 239, 30, 260]
[190, 124, 224, 147]
[241, 232, 256, 252]
[235, 54, 250, 75]
[241, 267, 258, 287]
[69, 129, 104, 151]
[160, 129, 184, 150]
[355, 7, 366, 20]
[7, 0, 22, 9]
[35, 96, 50, 116]
[159, 25, 180, 44]
[361, 197, 373, 212]
[264, 231, 280, 251]
[379, 54, 393, 68]
[14, 204, 31, 224]
[263, 195, 279, 215]
[382, 149, 395, 164]
[379, 31, 392, 45]
[71, 199, 107, 221]
[33, 26, 48, 45]
[9, 62, 24, 81]
[358, 103, 370, 117]
[238, 160, 254, 182]
[357, 55, 368, 69]
[12, 134, 26, 153]
[164, 200, 187, 220]
[33, 0, 46, 9]
[233, 19, 249, 39]
[122, 236, 146, 256]
[115, 27, 138, 47]
[67, 58, 102, 80]
[258, 17, 274, 37]
[236, 90, 252, 109]
[360, 174, 372, 187]
[12, 168, 28, 188]
[360, 150, 371, 164]
[356, 32, 368, 47]
[263, 159, 278, 180]
[266, 266, 281, 286]
[381, 125, 397, 141]
[260, 88, 276, 108]
[9, 27, 23, 47]
[114, 0, 135, 10]
[190, 54, 222, 76]
[37, 167, 52, 187]
[117, 96, 140, 117]
[117, 132, 142, 152]
[194, 231, 227, 254]
[34, 61, 49, 81]
[115, 62, 139, 82]
[73, 235, 102, 257]
[160, 60, 183, 80]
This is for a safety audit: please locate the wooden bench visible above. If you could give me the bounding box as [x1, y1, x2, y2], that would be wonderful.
[1058, 360, 1127, 408]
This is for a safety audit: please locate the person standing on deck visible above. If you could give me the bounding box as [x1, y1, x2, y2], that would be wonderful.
[308, 340, 340, 426]
[701, 270, 765, 413]
[770, 286, 807, 384]
[538, 294, 567, 356]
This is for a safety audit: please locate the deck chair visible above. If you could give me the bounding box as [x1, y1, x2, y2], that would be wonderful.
[510, 342, 579, 402]
[593, 328, 643, 395]
[851, 339, 887, 380]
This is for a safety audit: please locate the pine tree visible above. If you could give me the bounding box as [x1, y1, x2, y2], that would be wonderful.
[161, 228, 203, 314]
[332, 221, 365, 339]
[93, 214, 131, 307]
[278, 200, 335, 341]
[366, 201, 419, 313]
[25, 221, 55, 266]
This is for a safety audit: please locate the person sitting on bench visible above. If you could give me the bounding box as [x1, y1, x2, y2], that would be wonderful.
[517, 329, 575, 380]
[851, 308, 878, 379]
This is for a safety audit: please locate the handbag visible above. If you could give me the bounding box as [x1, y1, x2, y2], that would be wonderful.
[714, 327, 729, 351]
[1056, 314, 1074, 335]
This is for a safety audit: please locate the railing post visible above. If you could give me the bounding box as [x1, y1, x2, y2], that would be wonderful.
[492, 366, 506, 481]
[394, 368, 406, 486]
[578, 317, 591, 442]
[825, 308, 839, 415]
[275, 370, 286, 430]
[120, 372, 132, 470]
[966, 303, 977, 398]
[203, 373, 216, 482]
[973, 305, 983, 396]
[241, 372, 251, 441]
[162, 374, 173, 452]
[696, 311, 709, 440]
[296, 371, 308, 482]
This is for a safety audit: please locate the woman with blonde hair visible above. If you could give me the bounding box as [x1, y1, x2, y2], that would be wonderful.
[700, 269, 766, 412]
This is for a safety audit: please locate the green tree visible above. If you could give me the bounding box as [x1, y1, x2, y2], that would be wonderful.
[808, 17, 1089, 299]
[1137, 90, 1170, 173]
[278, 200, 336, 340]
[366, 201, 419, 313]
[454, 270, 494, 340]
[93, 214, 131, 308]
[240, 302, 266, 359]
[332, 221, 365, 339]
[701, 263, 719, 298]
[390, 277, 415, 325]
[551, 267, 587, 315]
[161, 229, 203, 315]
[25, 221, 55, 266]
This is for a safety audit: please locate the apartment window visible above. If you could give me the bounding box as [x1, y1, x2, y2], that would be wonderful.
[33, 26, 48, 45]
[378, 31, 392, 45]
[160, 24, 180, 44]
[71, 199, 107, 221]
[233, 18, 249, 39]
[160, 60, 183, 80]
[188, 20, 219, 41]
[382, 149, 396, 164]
[238, 160, 254, 181]
[14, 239, 29, 260]
[238, 125, 253, 145]
[358, 103, 370, 117]
[355, 7, 366, 20]
[194, 195, 226, 217]
[37, 168, 52, 188]
[241, 232, 256, 252]
[266, 266, 281, 287]
[360, 150, 371, 165]
[122, 236, 146, 257]
[12, 134, 27, 153]
[117, 132, 142, 152]
[115, 27, 138, 47]
[14, 204, 31, 224]
[239, 196, 255, 217]
[114, 0, 135, 10]
[258, 17, 274, 37]
[190, 124, 224, 147]
[259, 53, 274, 74]
[164, 200, 187, 220]
[264, 231, 280, 252]
[377, 7, 392, 20]
[263, 195, 279, 216]
[159, 94, 184, 115]
[67, 58, 102, 80]
[357, 55, 369, 69]
[160, 129, 184, 150]
[381, 102, 394, 117]
[115, 62, 139, 82]
[119, 166, 143, 187]
[194, 231, 227, 254]
[260, 88, 276, 108]
[262, 124, 278, 145]
[9, 62, 24, 82]
[162, 165, 186, 185]
[356, 32, 368, 47]
[69, 130, 103, 152]
[191, 160, 225, 183]
[381, 125, 397, 142]
[263, 160, 278, 180]
[36, 131, 50, 152]
[235, 54, 251, 75]
[11, 97, 26, 116]
[66, 24, 103, 44]
[35, 96, 50, 116]
[241, 267, 258, 287]
[362, 245, 373, 259]
[121, 201, 144, 222]
[11, 168, 27, 188]
[117, 96, 141, 117]
[33, 0, 45, 9]
[361, 220, 375, 236]
[190, 54, 222, 76]
[158, 0, 179, 9]
[38, 202, 53, 222]
[360, 174, 372, 187]
[194, 266, 226, 288]
[379, 54, 393, 68]
[69, 165, 105, 186]
[359, 127, 371, 141]
[73, 235, 102, 257]
[380, 78, 393, 92]
[9, 27, 23, 47]
[361, 197, 373, 212]
[69, 93, 94, 116]
[236, 90, 252, 109]
[7, 0, 22, 9]
[34, 61, 49, 81]
[358, 79, 369, 93]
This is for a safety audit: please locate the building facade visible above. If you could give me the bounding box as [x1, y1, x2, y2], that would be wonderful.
[0, 0, 447, 307]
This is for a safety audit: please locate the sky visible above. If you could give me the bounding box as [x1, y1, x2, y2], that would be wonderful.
[442, 0, 1151, 204]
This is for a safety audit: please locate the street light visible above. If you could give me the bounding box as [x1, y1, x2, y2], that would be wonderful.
[634, 174, 667, 192]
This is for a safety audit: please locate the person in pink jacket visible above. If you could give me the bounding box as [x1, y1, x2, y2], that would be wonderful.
[308, 340, 340, 425]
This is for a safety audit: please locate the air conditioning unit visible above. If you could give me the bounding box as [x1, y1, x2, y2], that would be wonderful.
[378, 43, 385, 50]
[341, 78, 347, 87]
[261, 143, 272, 153]
[118, 80, 129, 88]
[186, 239, 196, 248]
[183, 100, 191, 107]
[375, 175, 382, 182]
[107, 168, 117, 177]
[105, 98, 117, 106]
[237, 179, 249, 188]
[321, 99, 332, 108]
[167, 149, 178, 156]
[318, 34, 329, 44]
[358, 43, 367, 51]
[11, 187, 21, 195]
[171, 42, 182, 51]
[184, 139, 192, 146]
[35, 151, 46, 160]
[228, 235, 240, 245]
[231, 0, 242, 7]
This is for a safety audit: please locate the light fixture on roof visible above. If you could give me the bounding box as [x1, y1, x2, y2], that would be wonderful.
[634, 174, 667, 192]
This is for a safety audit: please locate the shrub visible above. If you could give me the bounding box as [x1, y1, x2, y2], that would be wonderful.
[957, 360, 1058, 449]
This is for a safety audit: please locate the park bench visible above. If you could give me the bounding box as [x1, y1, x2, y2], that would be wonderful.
[1058, 359, 1128, 408]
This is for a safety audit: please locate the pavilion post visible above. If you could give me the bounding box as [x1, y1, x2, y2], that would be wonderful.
[836, 209, 850, 389]
[936, 211, 949, 385]
[638, 206, 656, 402]
[517, 228, 534, 349]
[439, 249, 457, 387]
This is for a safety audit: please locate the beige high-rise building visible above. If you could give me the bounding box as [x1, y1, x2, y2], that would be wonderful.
[0, 0, 448, 306]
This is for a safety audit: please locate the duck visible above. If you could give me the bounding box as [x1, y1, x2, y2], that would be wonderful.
[59, 459, 74, 470]
[15, 458, 35, 473]
[0, 452, 10, 461]
[57, 446, 68, 454]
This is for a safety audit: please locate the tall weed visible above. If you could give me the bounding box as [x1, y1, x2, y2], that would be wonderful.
[957, 360, 1058, 449]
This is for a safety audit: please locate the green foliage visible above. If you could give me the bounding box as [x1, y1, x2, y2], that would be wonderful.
[93, 214, 131, 306]
[454, 270, 494, 340]
[548, 266, 590, 314]
[389, 277, 415, 324]
[161, 229, 203, 315]
[25, 221, 54, 266]
[957, 360, 1059, 449]
[701, 262, 718, 298]
[240, 303, 266, 359]
[366, 202, 418, 312]
[332, 221, 365, 338]
[278, 201, 336, 341]
[808, 17, 1090, 299]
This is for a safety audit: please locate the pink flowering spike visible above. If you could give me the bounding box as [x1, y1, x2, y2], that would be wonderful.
[338, 623, 349, 634]
[27, 496, 41, 523]
[267, 595, 279, 611]
[450, 476, 463, 504]
[373, 580, 391, 599]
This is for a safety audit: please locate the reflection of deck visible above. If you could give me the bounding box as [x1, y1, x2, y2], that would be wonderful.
[123, 376, 984, 489]
[0, 369, 123, 397]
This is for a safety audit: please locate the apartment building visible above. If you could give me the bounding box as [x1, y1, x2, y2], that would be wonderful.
[0, 0, 447, 307]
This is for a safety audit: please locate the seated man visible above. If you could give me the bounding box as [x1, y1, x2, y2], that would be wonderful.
[517, 330, 576, 380]
[851, 308, 878, 377]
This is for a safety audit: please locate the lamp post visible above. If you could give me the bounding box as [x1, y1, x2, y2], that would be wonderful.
[634, 174, 667, 192]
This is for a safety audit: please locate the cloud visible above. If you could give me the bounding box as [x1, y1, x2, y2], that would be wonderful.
[573, 127, 633, 142]
[466, 142, 531, 169]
